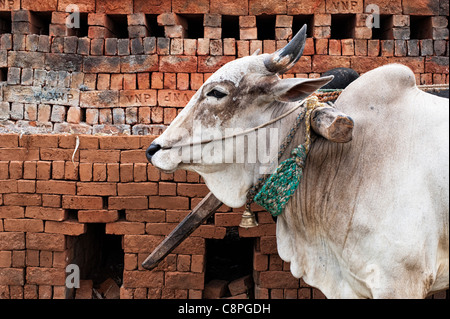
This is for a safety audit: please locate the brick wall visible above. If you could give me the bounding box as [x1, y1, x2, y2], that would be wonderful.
[0, 0, 448, 299]
[0, 133, 320, 299]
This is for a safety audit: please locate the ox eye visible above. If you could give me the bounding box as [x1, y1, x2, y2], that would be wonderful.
[207, 89, 227, 99]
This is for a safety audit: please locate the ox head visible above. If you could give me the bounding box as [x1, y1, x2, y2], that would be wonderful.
[147, 26, 333, 208]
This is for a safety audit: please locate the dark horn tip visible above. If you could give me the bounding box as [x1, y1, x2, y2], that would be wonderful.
[264, 24, 308, 74]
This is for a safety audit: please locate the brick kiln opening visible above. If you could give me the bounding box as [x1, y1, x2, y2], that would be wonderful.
[410, 15, 433, 40]
[204, 228, 254, 299]
[330, 14, 356, 39]
[68, 223, 124, 299]
[371, 15, 394, 40]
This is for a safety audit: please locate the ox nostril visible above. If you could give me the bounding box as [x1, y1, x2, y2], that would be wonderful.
[146, 143, 161, 162]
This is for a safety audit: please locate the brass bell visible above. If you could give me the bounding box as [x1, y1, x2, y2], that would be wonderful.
[239, 207, 259, 228]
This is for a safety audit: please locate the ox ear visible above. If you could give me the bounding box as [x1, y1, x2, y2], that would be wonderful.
[273, 76, 334, 102]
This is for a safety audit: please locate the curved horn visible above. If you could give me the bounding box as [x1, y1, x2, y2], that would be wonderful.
[264, 24, 307, 74]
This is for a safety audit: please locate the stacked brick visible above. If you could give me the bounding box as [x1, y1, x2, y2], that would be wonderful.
[0, 0, 449, 300]
[0, 133, 327, 299]
[0, 0, 448, 134]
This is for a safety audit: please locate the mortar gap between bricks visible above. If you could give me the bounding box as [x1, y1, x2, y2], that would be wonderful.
[0, 67, 7, 81]
[67, 209, 78, 220]
[102, 196, 108, 209]
[0, 11, 12, 34]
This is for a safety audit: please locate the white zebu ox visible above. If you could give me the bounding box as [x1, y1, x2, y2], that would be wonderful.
[145, 27, 449, 298]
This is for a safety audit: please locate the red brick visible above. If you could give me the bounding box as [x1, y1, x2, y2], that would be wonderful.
[0, 206, 24, 218]
[45, 220, 86, 236]
[108, 196, 148, 210]
[148, 196, 189, 210]
[197, 56, 235, 73]
[80, 150, 120, 163]
[176, 183, 209, 198]
[121, 55, 159, 73]
[315, 38, 328, 55]
[173, 236, 205, 255]
[36, 161, 51, 180]
[120, 150, 148, 163]
[425, 56, 449, 73]
[25, 207, 67, 221]
[210, 0, 248, 14]
[77, 182, 117, 196]
[134, 0, 171, 14]
[259, 271, 299, 289]
[0, 134, 18, 147]
[368, 40, 380, 56]
[172, 0, 209, 13]
[0, 162, 9, 179]
[107, 163, 120, 182]
[239, 223, 276, 237]
[106, 221, 145, 235]
[26, 267, 65, 286]
[21, 0, 57, 11]
[123, 270, 164, 288]
[95, 0, 133, 14]
[349, 56, 388, 73]
[0, 268, 24, 286]
[260, 236, 278, 254]
[123, 234, 163, 253]
[0, 148, 39, 161]
[62, 195, 103, 209]
[79, 163, 93, 182]
[120, 163, 134, 182]
[9, 161, 23, 180]
[36, 180, 76, 195]
[125, 209, 165, 223]
[0, 180, 17, 193]
[0, 251, 11, 267]
[228, 275, 253, 296]
[341, 39, 355, 56]
[58, 0, 95, 12]
[134, 163, 148, 182]
[41, 194, 61, 208]
[78, 210, 119, 223]
[22, 161, 37, 179]
[0, 232, 25, 250]
[40, 148, 77, 162]
[387, 57, 425, 73]
[402, 0, 440, 15]
[288, 0, 326, 14]
[145, 222, 176, 235]
[3, 219, 43, 232]
[26, 232, 66, 251]
[159, 55, 198, 73]
[93, 163, 107, 182]
[165, 272, 204, 289]
[117, 182, 158, 196]
[3, 193, 42, 206]
[204, 279, 228, 299]
[312, 55, 350, 72]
